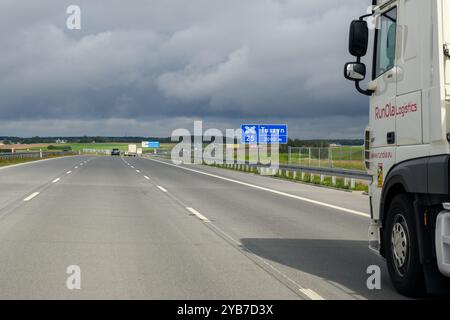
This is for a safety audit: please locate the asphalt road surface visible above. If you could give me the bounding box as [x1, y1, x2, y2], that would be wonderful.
[0, 155, 406, 299]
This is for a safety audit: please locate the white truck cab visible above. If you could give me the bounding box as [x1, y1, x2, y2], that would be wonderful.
[345, 0, 450, 296]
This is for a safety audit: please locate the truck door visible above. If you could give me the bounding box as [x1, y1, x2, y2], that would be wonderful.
[395, 0, 423, 146]
[370, 6, 398, 149]
[443, 0, 450, 100]
[369, 5, 398, 216]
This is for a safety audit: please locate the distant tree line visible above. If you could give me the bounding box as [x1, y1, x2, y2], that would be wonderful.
[0, 136, 363, 151]
[279, 139, 363, 153]
[0, 136, 174, 144]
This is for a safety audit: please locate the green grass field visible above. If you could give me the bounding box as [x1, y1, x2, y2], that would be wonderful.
[24, 143, 130, 152]
[164, 143, 365, 170]
[280, 146, 364, 170]
[3, 142, 365, 170]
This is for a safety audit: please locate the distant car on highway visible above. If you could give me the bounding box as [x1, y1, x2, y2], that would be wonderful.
[111, 148, 120, 156]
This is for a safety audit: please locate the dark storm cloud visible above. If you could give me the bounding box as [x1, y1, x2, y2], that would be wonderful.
[0, 0, 370, 137]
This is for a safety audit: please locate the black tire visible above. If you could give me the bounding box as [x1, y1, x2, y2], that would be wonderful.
[384, 193, 425, 297]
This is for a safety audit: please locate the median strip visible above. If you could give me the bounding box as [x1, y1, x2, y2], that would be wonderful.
[23, 192, 40, 202]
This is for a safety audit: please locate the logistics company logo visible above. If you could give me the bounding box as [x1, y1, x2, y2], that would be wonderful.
[241, 124, 288, 144]
[374, 103, 418, 120]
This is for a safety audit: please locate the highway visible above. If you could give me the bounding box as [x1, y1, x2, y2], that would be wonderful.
[0, 155, 405, 299]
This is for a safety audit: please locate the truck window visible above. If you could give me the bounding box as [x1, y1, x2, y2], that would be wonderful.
[374, 7, 397, 79]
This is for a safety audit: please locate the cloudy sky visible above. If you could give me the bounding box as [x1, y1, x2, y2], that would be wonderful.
[0, 0, 371, 138]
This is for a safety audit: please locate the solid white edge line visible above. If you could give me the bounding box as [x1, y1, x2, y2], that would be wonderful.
[23, 192, 40, 202]
[148, 158, 369, 218]
[157, 186, 168, 193]
[52, 178, 61, 183]
[186, 207, 210, 222]
[300, 289, 325, 300]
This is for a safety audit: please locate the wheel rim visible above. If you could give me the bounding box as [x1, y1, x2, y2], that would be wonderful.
[391, 214, 410, 277]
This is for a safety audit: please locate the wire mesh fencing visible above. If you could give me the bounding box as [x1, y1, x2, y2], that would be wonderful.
[288, 146, 365, 171]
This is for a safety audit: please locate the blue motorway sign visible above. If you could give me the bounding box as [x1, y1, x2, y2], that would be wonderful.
[149, 141, 160, 148]
[142, 141, 160, 148]
[241, 124, 288, 144]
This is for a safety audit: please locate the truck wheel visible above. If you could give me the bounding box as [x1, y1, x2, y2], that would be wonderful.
[385, 194, 425, 297]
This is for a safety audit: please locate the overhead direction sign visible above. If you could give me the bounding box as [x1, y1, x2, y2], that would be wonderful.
[241, 124, 288, 144]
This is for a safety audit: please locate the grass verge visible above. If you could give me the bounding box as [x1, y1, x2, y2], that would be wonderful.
[207, 163, 369, 193]
[0, 155, 72, 168]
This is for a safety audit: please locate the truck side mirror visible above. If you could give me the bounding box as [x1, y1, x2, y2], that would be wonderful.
[349, 20, 368, 57]
[344, 62, 366, 81]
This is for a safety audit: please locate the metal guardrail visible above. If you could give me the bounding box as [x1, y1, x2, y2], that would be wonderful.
[272, 163, 371, 180]
[82, 149, 112, 155]
[148, 154, 372, 181]
[0, 151, 75, 160]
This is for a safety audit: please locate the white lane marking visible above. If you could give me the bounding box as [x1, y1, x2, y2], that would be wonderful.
[144, 176, 150, 180]
[300, 289, 325, 300]
[157, 186, 168, 193]
[131, 166, 135, 169]
[204, 216, 324, 299]
[186, 207, 210, 222]
[66, 171, 72, 174]
[52, 178, 61, 183]
[80, 163, 83, 166]
[136, 170, 141, 173]
[148, 158, 369, 218]
[23, 192, 40, 202]
[75, 166, 78, 169]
